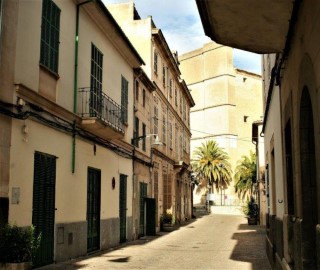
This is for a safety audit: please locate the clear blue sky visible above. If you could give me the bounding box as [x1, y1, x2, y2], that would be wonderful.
[103, 0, 262, 74]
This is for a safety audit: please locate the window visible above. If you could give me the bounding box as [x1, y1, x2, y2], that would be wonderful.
[40, 0, 61, 74]
[135, 80, 139, 102]
[134, 117, 139, 147]
[121, 76, 128, 123]
[90, 44, 103, 116]
[179, 95, 182, 114]
[179, 136, 182, 160]
[142, 123, 146, 151]
[169, 121, 173, 149]
[142, 89, 146, 107]
[175, 88, 178, 106]
[175, 127, 178, 159]
[183, 99, 186, 120]
[154, 106, 158, 135]
[169, 79, 173, 97]
[154, 50, 158, 74]
[162, 115, 166, 144]
[162, 66, 166, 87]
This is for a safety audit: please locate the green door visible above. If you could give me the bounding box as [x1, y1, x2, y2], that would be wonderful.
[139, 183, 147, 237]
[32, 152, 56, 268]
[87, 168, 101, 253]
[145, 198, 156, 236]
[119, 174, 127, 243]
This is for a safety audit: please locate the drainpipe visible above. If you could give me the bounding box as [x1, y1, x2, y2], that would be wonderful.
[72, 0, 94, 173]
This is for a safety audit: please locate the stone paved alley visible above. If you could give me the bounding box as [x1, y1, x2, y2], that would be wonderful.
[39, 213, 271, 270]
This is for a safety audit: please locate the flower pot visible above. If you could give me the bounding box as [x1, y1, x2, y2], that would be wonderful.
[162, 223, 175, 232]
[0, 262, 32, 270]
[247, 217, 258, 225]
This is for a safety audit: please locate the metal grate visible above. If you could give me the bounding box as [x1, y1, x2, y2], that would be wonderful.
[78, 87, 125, 133]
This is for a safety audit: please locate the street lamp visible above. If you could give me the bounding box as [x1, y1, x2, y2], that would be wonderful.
[131, 134, 162, 146]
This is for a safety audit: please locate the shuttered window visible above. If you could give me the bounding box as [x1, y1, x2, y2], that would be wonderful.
[154, 106, 158, 135]
[142, 123, 146, 151]
[162, 115, 166, 144]
[169, 121, 173, 149]
[40, 0, 60, 74]
[153, 50, 158, 74]
[121, 76, 128, 123]
[90, 44, 103, 116]
[134, 117, 139, 147]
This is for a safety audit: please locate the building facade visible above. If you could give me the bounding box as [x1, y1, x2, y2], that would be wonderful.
[107, 2, 195, 229]
[0, 0, 144, 266]
[132, 68, 156, 238]
[179, 42, 263, 206]
[196, 0, 320, 268]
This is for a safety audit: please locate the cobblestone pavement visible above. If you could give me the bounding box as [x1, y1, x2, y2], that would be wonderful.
[39, 213, 271, 270]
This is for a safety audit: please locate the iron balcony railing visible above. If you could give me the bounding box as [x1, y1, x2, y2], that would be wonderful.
[78, 87, 126, 133]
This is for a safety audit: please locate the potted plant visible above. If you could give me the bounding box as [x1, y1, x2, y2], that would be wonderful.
[161, 211, 175, 232]
[243, 197, 259, 225]
[0, 224, 41, 270]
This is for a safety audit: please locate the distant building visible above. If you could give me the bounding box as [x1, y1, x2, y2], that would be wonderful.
[132, 68, 156, 238]
[179, 42, 263, 206]
[107, 2, 195, 230]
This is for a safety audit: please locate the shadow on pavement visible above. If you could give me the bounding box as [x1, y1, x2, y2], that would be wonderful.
[38, 210, 209, 269]
[230, 223, 271, 270]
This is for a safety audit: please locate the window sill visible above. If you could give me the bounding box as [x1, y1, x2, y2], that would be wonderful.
[39, 64, 60, 80]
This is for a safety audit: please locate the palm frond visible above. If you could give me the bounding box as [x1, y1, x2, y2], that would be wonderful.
[191, 140, 232, 193]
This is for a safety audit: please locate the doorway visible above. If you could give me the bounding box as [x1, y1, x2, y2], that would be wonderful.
[32, 152, 56, 267]
[119, 174, 127, 243]
[87, 167, 101, 253]
[299, 87, 317, 268]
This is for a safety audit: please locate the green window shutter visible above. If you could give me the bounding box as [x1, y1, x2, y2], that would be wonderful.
[139, 182, 148, 236]
[119, 174, 127, 243]
[90, 44, 103, 116]
[32, 152, 56, 267]
[121, 76, 128, 123]
[40, 0, 60, 74]
[142, 123, 146, 151]
[134, 117, 139, 147]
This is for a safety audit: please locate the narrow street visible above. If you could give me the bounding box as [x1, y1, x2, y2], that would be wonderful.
[40, 213, 271, 270]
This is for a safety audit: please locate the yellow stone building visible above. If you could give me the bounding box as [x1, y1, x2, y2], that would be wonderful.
[107, 2, 195, 229]
[179, 42, 263, 205]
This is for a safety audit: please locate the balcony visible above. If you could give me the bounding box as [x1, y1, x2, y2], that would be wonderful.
[78, 87, 125, 140]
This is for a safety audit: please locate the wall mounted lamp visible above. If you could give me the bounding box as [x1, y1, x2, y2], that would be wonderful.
[131, 134, 162, 146]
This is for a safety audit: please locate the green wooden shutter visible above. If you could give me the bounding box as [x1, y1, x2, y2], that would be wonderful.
[32, 152, 56, 268]
[139, 183, 147, 236]
[121, 76, 128, 123]
[87, 168, 101, 252]
[90, 44, 103, 117]
[40, 0, 60, 73]
[119, 174, 127, 243]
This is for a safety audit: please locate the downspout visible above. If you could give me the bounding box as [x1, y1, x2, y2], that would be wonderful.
[72, 0, 94, 173]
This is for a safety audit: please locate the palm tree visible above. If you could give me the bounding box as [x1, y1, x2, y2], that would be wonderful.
[192, 140, 232, 194]
[234, 151, 257, 200]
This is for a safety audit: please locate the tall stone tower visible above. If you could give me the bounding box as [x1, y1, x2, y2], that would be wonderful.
[179, 42, 263, 205]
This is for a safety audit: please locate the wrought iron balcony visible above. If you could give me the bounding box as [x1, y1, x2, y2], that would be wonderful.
[78, 87, 126, 137]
